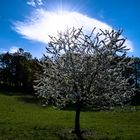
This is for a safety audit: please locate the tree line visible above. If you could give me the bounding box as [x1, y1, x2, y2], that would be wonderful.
[0, 45, 140, 97]
[0, 48, 42, 93]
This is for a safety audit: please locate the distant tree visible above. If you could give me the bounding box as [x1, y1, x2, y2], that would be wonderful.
[0, 52, 14, 86]
[133, 57, 140, 88]
[131, 57, 140, 105]
[12, 49, 41, 91]
[34, 28, 134, 137]
[0, 48, 41, 93]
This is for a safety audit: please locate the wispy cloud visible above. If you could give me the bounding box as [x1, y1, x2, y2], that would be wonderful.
[13, 9, 133, 51]
[27, 0, 43, 7]
[0, 48, 7, 54]
[27, 0, 36, 7]
[9, 46, 19, 53]
[36, 0, 43, 6]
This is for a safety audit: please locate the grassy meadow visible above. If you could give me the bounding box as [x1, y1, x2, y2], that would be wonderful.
[0, 92, 140, 140]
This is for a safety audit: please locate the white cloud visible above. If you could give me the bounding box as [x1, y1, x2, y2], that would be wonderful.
[9, 46, 19, 53]
[13, 9, 133, 51]
[0, 48, 7, 54]
[0, 47, 22, 54]
[36, 0, 43, 6]
[27, 0, 36, 7]
[125, 40, 134, 52]
[27, 0, 43, 7]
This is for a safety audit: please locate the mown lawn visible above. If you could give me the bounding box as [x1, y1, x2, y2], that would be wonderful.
[0, 92, 140, 140]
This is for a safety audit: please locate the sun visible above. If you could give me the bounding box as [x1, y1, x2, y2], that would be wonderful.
[46, 10, 78, 36]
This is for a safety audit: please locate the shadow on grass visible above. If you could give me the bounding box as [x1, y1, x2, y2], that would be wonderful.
[0, 89, 26, 96]
[17, 96, 40, 105]
[0, 84, 34, 96]
[58, 128, 108, 140]
[62, 104, 98, 112]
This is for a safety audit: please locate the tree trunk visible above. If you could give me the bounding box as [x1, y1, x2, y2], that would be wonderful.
[75, 102, 81, 136]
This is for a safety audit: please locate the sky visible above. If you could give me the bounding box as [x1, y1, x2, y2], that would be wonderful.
[0, 0, 140, 58]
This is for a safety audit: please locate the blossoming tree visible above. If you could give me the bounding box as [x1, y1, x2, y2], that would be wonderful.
[34, 28, 134, 137]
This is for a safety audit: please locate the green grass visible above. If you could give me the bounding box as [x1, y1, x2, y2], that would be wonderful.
[0, 92, 140, 140]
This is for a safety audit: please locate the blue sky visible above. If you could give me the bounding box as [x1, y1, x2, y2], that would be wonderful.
[0, 0, 140, 58]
